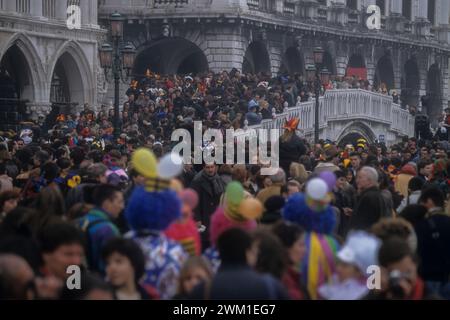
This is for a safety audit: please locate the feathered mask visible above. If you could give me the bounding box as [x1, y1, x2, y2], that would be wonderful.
[283, 118, 300, 132]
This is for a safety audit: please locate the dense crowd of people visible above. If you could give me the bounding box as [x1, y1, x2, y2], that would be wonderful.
[0, 70, 449, 301]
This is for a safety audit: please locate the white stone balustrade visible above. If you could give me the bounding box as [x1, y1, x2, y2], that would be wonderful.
[236, 89, 415, 145]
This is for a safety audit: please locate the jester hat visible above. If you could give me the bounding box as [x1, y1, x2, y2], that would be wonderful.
[125, 148, 182, 231]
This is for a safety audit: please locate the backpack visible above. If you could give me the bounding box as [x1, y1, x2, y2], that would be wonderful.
[77, 216, 109, 271]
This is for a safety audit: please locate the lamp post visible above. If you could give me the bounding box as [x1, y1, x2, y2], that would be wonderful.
[305, 47, 330, 144]
[98, 12, 136, 140]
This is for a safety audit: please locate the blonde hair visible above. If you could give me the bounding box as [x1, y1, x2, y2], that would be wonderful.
[289, 162, 308, 184]
[280, 130, 294, 143]
[177, 256, 213, 296]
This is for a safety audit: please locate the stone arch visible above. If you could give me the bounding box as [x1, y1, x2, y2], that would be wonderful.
[426, 63, 442, 127]
[279, 47, 304, 75]
[337, 121, 377, 146]
[0, 33, 46, 102]
[374, 54, 395, 91]
[402, 58, 420, 108]
[48, 40, 94, 107]
[346, 53, 367, 79]
[133, 38, 209, 75]
[242, 41, 271, 74]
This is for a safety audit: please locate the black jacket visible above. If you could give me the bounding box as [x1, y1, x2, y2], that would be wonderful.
[415, 212, 450, 283]
[279, 134, 306, 174]
[350, 186, 389, 231]
[188, 264, 290, 300]
[190, 171, 225, 247]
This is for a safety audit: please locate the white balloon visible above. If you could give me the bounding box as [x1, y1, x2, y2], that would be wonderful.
[306, 178, 328, 201]
[157, 153, 183, 179]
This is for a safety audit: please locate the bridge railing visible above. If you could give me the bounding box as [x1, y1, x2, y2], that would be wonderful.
[238, 89, 414, 142]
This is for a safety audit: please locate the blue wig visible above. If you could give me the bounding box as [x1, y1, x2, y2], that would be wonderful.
[282, 193, 336, 234]
[125, 186, 181, 231]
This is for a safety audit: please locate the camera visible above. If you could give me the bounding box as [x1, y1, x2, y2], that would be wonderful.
[388, 270, 410, 299]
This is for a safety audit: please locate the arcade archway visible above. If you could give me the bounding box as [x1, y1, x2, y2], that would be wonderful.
[279, 47, 303, 75]
[133, 38, 209, 76]
[374, 55, 395, 91]
[402, 58, 420, 108]
[426, 63, 442, 128]
[323, 51, 336, 76]
[346, 53, 367, 80]
[337, 121, 377, 146]
[242, 41, 271, 74]
[0, 44, 34, 129]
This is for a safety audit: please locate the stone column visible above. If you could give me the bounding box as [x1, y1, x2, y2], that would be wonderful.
[80, 0, 89, 26]
[390, 0, 402, 14]
[437, 0, 450, 43]
[90, 0, 99, 27]
[3, 0, 16, 12]
[205, 27, 247, 73]
[437, 0, 449, 24]
[362, 0, 376, 7]
[414, 0, 430, 36]
[30, 0, 43, 17]
[415, 0, 428, 19]
[387, 0, 405, 32]
[330, 0, 348, 25]
[302, 0, 319, 19]
[55, 0, 67, 22]
[210, 0, 249, 12]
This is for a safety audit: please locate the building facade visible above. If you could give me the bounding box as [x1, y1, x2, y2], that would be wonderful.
[0, 0, 449, 130]
[99, 0, 450, 127]
[0, 0, 103, 128]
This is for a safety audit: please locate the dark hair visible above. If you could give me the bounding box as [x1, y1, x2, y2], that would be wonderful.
[253, 230, 287, 279]
[92, 184, 121, 208]
[0, 207, 35, 238]
[32, 185, 65, 227]
[57, 157, 72, 170]
[41, 162, 60, 182]
[101, 238, 145, 283]
[417, 159, 432, 171]
[408, 177, 424, 192]
[70, 147, 86, 167]
[54, 147, 67, 160]
[128, 168, 141, 179]
[60, 270, 112, 300]
[388, 154, 400, 165]
[217, 228, 252, 265]
[0, 236, 42, 273]
[418, 186, 445, 208]
[378, 237, 416, 268]
[272, 222, 304, 249]
[349, 152, 361, 159]
[38, 223, 85, 254]
[34, 150, 49, 165]
[399, 204, 427, 226]
[0, 191, 20, 211]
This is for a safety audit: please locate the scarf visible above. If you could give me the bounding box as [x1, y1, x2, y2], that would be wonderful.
[202, 170, 225, 197]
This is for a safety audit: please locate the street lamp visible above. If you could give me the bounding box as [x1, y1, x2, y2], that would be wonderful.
[309, 47, 328, 144]
[99, 12, 136, 139]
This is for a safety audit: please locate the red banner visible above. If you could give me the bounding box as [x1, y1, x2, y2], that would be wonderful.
[346, 67, 367, 80]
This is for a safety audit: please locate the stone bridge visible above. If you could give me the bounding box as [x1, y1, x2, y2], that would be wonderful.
[239, 89, 415, 146]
